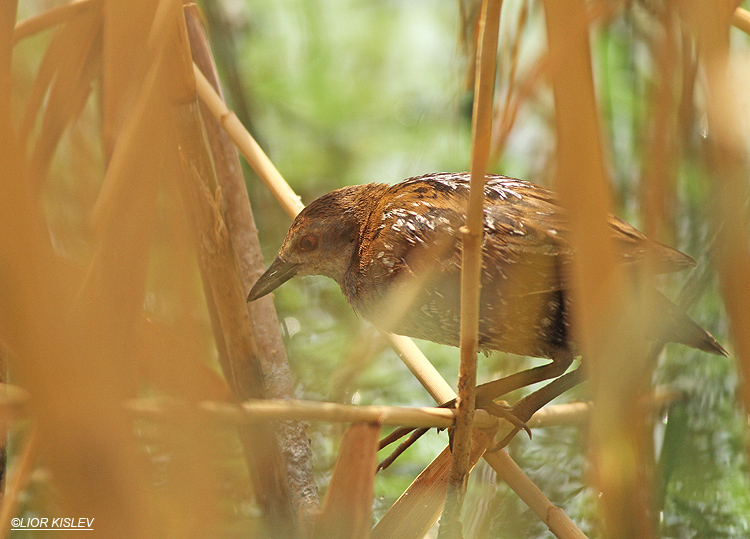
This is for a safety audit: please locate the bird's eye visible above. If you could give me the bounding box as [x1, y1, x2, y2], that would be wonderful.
[299, 235, 318, 252]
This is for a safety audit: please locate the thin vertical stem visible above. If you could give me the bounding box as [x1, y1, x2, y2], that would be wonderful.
[0, 0, 15, 508]
[439, 0, 502, 537]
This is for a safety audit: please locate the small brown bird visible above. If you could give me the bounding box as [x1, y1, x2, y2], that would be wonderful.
[249, 172, 727, 399]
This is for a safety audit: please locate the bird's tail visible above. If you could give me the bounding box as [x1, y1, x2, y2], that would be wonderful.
[651, 292, 728, 356]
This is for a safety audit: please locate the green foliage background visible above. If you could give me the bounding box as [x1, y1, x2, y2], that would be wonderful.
[202, 0, 750, 536]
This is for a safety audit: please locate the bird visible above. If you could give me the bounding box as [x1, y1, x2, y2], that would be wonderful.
[248, 172, 727, 403]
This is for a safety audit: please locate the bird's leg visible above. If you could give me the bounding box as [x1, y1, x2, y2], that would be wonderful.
[490, 366, 586, 450]
[377, 398, 531, 472]
[378, 396, 526, 451]
[475, 350, 576, 404]
[377, 427, 430, 472]
[378, 425, 427, 451]
[377, 367, 585, 471]
[377, 405, 453, 471]
[430, 352, 576, 421]
[377, 352, 577, 471]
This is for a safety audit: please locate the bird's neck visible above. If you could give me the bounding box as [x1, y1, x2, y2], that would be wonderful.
[338, 183, 392, 310]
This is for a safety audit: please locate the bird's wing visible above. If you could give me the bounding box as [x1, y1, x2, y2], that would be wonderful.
[482, 177, 696, 274]
[359, 174, 694, 302]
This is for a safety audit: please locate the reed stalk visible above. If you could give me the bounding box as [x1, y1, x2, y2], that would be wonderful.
[440, 1, 502, 536]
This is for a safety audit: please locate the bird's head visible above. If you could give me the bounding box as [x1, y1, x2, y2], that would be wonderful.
[248, 184, 381, 302]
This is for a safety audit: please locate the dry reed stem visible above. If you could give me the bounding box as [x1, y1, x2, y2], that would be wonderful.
[442, 2, 502, 535]
[18, 11, 94, 150]
[14, 0, 232, 390]
[175, 55, 303, 533]
[491, 57, 543, 162]
[689, 0, 750, 459]
[371, 429, 497, 539]
[0, 348, 7, 503]
[193, 64, 304, 218]
[128, 397, 497, 429]
[482, 452, 587, 536]
[104, 0, 293, 533]
[26, 9, 101, 191]
[135, 319, 232, 402]
[76, 1, 184, 530]
[640, 7, 678, 245]
[185, 4, 319, 519]
[100, 0, 157, 157]
[12, 0, 97, 43]
[0, 0, 17, 121]
[127, 388, 683, 432]
[732, 7, 750, 34]
[543, 0, 654, 537]
[0, 427, 38, 539]
[381, 332, 458, 404]
[311, 423, 381, 539]
[490, 0, 528, 161]
[9, 0, 171, 532]
[177, 90, 300, 539]
[9, 0, 228, 535]
[519, 386, 684, 429]
[0, 384, 31, 423]
[483, 450, 588, 539]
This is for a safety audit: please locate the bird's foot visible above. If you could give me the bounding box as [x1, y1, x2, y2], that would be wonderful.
[487, 366, 585, 452]
[376, 395, 530, 472]
[377, 427, 432, 472]
[475, 395, 531, 439]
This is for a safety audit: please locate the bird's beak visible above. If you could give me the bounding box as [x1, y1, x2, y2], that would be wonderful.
[247, 257, 300, 302]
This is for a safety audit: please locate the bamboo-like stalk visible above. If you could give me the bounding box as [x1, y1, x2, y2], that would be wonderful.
[732, 7, 750, 34]
[0, 351, 6, 508]
[3, 2, 35, 514]
[193, 65, 303, 219]
[483, 450, 588, 539]
[440, 1, 502, 536]
[136, 3, 301, 535]
[542, 1, 653, 538]
[312, 423, 380, 539]
[694, 1, 750, 465]
[127, 397, 498, 430]
[491, 0, 529, 162]
[0, 427, 38, 539]
[184, 5, 319, 520]
[0, 384, 31, 422]
[380, 332, 457, 404]
[0, 1, 16, 125]
[25, 8, 101, 191]
[639, 7, 677, 246]
[22, 1, 167, 533]
[176, 71, 300, 539]
[12, 0, 97, 43]
[126, 388, 683, 431]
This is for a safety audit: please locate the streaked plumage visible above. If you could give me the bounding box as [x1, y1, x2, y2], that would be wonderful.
[249, 173, 726, 367]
